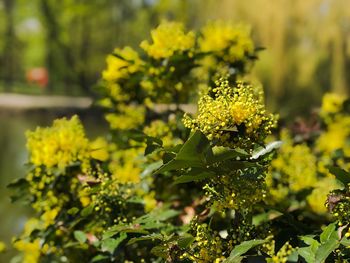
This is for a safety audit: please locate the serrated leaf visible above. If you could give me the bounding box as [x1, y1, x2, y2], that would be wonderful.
[150, 245, 168, 259]
[102, 225, 148, 240]
[154, 131, 210, 174]
[340, 237, 350, 246]
[7, 178, 29, 189]
[320, 223, 338, 243]
[177, 234, 195, 249]
[300, 235, 319, 247]
[224, 239, 267, 262]
[145, 144, 160, 156]
[127, 233, 163, 245]
[298, 247, 316, 262]
[101, 233, 127, 253]
[315, 238, 339, 262]
[208, 147, 249, 164]
[74, 231, 87, 244]
[137, 208, 180, 223]
[174, 170, 215, 184]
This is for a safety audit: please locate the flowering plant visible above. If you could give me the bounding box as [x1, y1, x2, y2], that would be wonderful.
[8, 21, 350, 263]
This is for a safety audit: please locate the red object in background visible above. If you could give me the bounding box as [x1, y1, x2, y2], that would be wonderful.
[26, 68, 49, 88]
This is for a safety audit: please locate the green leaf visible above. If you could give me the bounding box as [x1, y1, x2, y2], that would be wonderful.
[177, 234, 195, 249]
[7, 178, 30, 203]
[101, 233, 127, 253]
[150, 245, 168, 259]
[224, 239, 267, 262]
[154, 131, 210, 174]
[81, 204, 94, 217]
[127, 233, 163, 245]
[328, 166, 350, 186]
[7, 178, 29, 189]
[67, 207, 79, 215]
[320, 223, 338, 243]
[341, 237, 350, 247]
[207, 147, 249, 164]
[315, 238, 339, 262]
[74, 231, 87, 244]
[137, 208, 180, 223]
[252, 210, 283, 226]
[102, 224, 148, 240]
[140, 160, 163, 178]
[145, 144, 160, 156]
[298, 247, 316, 262]
[91, 254, 109, 262]
[300, 235, 319, 247]
[287, 250, 299, 262]
[174, 169, 215, 184]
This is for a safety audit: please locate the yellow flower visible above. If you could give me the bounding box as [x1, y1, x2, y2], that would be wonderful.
[14, 239, 41, 263]
[90, 137, 109, 161]
[307, 177, 340, 214]
[316, 115, 350, 154]
[13, 218, 41, 263]
[143, 191, 157, 212]
[321, 93, 345, 115]
[109, 147, 144, 183]
[270, 139, 317, 192]
[105, 104, 145, 130]
[41, 207, 59, 228]
[199, 21, 254, 62]
[26, 115, 91, 172]
[140, 21, 195, 59]
[143, 120, 182, 148]
[267, 130, 319, 203]
[79, 188, 91, 207]
[102, 46, 143, 83]
[183, 78, 276, 150]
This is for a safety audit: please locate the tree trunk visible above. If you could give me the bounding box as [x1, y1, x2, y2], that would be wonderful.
[2, 0, 16, 91]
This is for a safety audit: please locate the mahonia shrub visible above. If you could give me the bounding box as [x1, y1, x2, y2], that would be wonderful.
[7, 20, 350, 263]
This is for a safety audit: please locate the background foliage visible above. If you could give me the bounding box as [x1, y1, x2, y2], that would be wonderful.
[0, 0, 349, 115]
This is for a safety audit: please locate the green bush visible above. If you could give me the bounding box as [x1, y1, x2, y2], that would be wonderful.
[8, 21, 350, 263]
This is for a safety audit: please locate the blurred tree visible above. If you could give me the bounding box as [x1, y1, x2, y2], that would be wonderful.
[1, 0, 21, 91]
[0, 0, 348, 116]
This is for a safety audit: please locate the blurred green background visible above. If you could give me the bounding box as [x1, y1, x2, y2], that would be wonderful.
[1, 0, 349, 113]
[0, 0, 349, 261]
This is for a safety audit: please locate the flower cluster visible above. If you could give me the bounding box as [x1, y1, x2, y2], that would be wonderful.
[26, 115, 91, 172]
[102, 46, 143, 83]
[180, 222, 227, 262]
[266, 241, 294, 263]
[109, 146, 144, 183]
[204, 168, 267, 211]
[183, 78, 277, 150]
[105, 104, 145, 130]
[143, 119, 182, 148]
[321, 93, 346, 116]
[199, 21, 255, 63]
[140, 21, 195, 59]
[266, 130, 340, 214]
